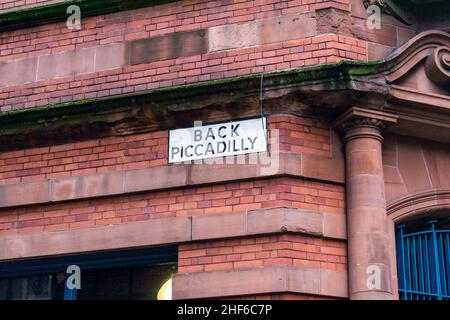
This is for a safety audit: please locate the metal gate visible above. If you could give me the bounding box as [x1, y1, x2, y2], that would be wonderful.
[396, 221, 450, 300]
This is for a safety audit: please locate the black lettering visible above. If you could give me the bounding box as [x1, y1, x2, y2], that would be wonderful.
[218, 126, 227, 138]
[248, 137, 258, 150]
[185, 145, 193, 157]
[231, 124, 240, 137]
[194, 129, 202, 142]
[194, 144, 203, 156]
[217, 141, 227, 153]
[205, 128, 216, 140]
[171, 147, 180, 159]
[205, 143, 215, 155]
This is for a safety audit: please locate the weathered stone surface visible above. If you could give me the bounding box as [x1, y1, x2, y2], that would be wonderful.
[208, 12, 316, 51]
[0, 57, 37, 87]
[368, 42, 394, 61]
[0, 183, 22, 208]
[384, 135, 450, 205]
[124, 165, 188, 193]
[192, 212, 246, 240]
[421, 141, 450, 190]
[316, 8, 352, 36]
[188, 162, 264, 185]
[129, 29, 208, 65]
[323, 212, 347, 240]
[20, 181, 50, 205]
[397, 138, 432, 194]
[384, 166, 408, 202]
[302, 154, 345, 183]
[351, 17, 397, 47]
[51, 171, 124, 202]
[347, 175, 386, 209]
[247, 207, 322, 235]
[95, 43, 128, 71]
[0, 216, 192, 260]
[320, 268, 349, 298]
[173, 266, 348, 299]
[382, 135, 397, 167]
[37, 47, 96, 80]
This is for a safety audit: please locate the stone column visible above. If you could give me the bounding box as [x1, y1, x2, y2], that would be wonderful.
[338, 114, 395, 300]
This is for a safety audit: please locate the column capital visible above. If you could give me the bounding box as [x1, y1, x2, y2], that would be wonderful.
[339, 117, 386, 131]
[333, 107, 398, 143]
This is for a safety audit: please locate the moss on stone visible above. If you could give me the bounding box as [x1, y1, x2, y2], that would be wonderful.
[0, 60, 387, 135]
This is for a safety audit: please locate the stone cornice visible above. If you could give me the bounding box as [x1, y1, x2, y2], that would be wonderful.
[0, 61, 387, 151]
[0, 0, 176, 32]
[0, 32, 448, 149]
[386, 31, 450, 86]
[0, 60, 384, 122]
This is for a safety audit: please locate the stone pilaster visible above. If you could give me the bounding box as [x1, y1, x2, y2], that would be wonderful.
[335, 108, 398, 300]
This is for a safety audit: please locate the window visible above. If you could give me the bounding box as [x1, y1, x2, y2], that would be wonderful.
[396, 218, 450, 300]
[0, 246, 177, 300]
[0, 275, 55, 300]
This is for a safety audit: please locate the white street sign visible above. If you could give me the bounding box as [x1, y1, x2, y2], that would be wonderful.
[169, 118, 267, 163]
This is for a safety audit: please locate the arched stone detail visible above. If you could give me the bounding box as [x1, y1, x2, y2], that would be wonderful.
[387, 189, 450, 223]
[386, 31, 450, 87]
[425, 46, 450, 88]
[385, 188, 450, 299]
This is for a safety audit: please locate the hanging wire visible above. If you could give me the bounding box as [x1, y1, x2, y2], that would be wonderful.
[259, 73, 269, 155]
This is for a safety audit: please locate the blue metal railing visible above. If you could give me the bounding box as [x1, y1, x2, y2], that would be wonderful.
[396, 221, 450, 300]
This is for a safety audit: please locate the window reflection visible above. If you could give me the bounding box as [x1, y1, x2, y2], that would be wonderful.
[0, 275, 54, 300]
[0, 264, 175, 300]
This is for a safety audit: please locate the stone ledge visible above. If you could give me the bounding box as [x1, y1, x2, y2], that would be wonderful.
[192, 207, 346, 241]
[172, 265, 348, 299]
[0, 152, 345, 209]
[0, 207, 346, 261]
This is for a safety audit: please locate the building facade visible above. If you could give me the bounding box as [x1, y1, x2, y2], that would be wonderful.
[0, 0, 449, 300]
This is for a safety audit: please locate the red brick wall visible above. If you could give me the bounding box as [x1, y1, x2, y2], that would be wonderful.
[178, 234, 347, 273]
[0, 131, 167, 184]
[0, 0, 368, 112]
[0, 2, 351, 300]
[0, 176, 345, 235]
[0, 115, 334, 184]
[271, 115, 332, 156]
[1, 0, 351, 61]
